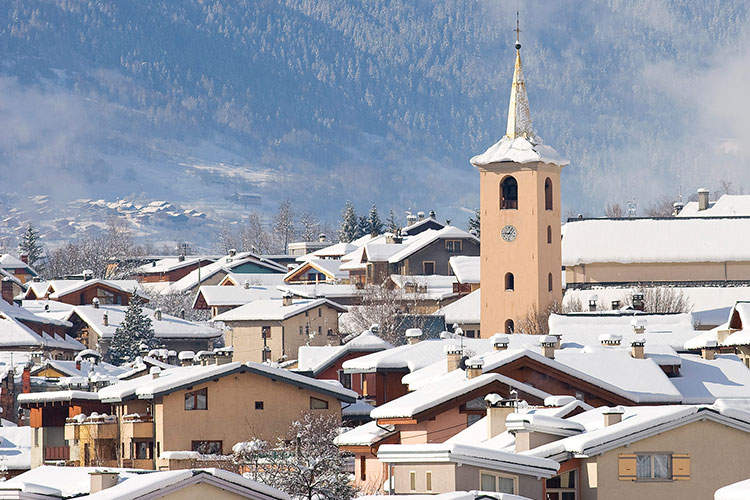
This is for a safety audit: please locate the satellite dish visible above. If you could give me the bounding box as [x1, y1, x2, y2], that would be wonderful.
[458, 355, 469, 371]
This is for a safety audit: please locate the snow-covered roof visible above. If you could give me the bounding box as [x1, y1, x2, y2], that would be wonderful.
[387, 226, 478, 264]
[342, 338, 491, 374]
[137, 255, 215, 274]
[97, 361, 357, 403]
[49, 279, 148, 300]
[0, 310, 80, 351]
[278, 283, 359, 300]
[165, 252, 286, 293]
[21, 299, 77, 322]
[370, 371, 551, 420]
[33, 358, 127, 379]
[284, 258, 347, 282]
[0, 426, 31, 470]
[716, 477, 750, 500]
[0, 298, 72, 328]
[194, 284, 282, 307]
[670, 354, 750, 404]
[297, 330, 392, 375]
[69, 305, 221, 339]
[389, 274, 458, 301]
[0, 466, 289, 500]
[334, 420, 397, 447]
[220, 272, 287, 287]
[18, 390, 101, 404]
[435, 289, 481, 324]
[449, 256, 480, 284]
[677, 194, 750, 218]
[685, 301, 750, 349]
[562, 217, 750, 266]
[401, 216, 445, 235]
[212, 297, 346, 322]
[296, 241, 358, 261]
[470, 135, 569, 168]
[0, 254, 28, 269]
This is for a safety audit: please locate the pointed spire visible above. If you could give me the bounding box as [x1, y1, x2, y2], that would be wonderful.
[505, 22, 534, 140]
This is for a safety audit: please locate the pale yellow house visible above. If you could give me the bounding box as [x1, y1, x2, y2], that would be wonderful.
[214, 296, 347, 363]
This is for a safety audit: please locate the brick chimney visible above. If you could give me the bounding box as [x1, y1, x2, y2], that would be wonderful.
[697, 188, 709, 211]
[1, 278, 14, 305]
[490, 334, 509, 351]
[484, 393, 516, 438]
[89, 471, 119, 493]
[466, 357, 484, 379]
[540, 336, 556, 359]
[603, 407, 624, 427]
[405, 328, 422, 345]
[20, 254, 28, 265]
[22, 365, 31, 394]
[631, 340, 646, 359]
[444, 344, 463, 372]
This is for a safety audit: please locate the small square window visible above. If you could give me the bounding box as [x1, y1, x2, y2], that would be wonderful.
[255, 401, 264, 410]
[310, 397, 329, 409]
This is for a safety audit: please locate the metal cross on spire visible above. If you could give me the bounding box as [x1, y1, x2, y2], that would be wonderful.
[514, 9, 521, 46]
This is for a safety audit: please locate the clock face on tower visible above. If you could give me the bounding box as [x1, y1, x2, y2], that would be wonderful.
[501, 225, 517, 242]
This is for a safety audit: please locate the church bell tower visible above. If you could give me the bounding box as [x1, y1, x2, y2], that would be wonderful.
[470, 33, 568, 336]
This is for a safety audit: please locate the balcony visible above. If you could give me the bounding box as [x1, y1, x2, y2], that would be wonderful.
[44, 446, 70, 461]
[122, 414, 154, 439]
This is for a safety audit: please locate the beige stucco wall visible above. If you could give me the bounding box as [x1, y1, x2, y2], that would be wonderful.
[392, 463, 542, 498]
[479, 161, 562, 337]
[161, 481, 265, 500]
[226, 305, 339, 363]
[154, 369, 341, 463]
[586, 419, 750, 500]
[566, 261, 750, 285]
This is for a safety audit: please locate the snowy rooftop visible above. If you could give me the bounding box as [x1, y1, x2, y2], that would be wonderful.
[435, 289, 481, 324]
[389, 274, 458, 300]
[165, 252, 286, 293]
[449, 256, 480, 284]
[194, 284, 282, 307]
[278, 283, 359, 299]
[69, 305, 221, 339]
[220, 272, 287, 287]
[0, 298, 72, 328]
[334, 420, 396, 447]
[96, 361, 357, 403]
[212, 297, 346, 322]
[562, 217, 750, 266]
[137, 255, 215, 274]
[387, 226, 478, 264]
[297, 329, 393, 375]
[0, 425, 31, 471]
[0, 308, 81, 351]
[285, 258, 348, 281]
[677, 194, 750, 217]
[48, 279, 148, 300]
[715, 478, 750, 500]
[470, 135, 569, 168]
[33, 358, 127, 379]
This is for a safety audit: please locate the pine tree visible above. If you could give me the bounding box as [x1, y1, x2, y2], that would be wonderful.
[386, 209, 400, 233]
[107, 291, 157, 365]
[468, 208, 480, 238]
[368, 204, 384, 236]
[338, 201, 358, 242]
[18, 223, 43, 269]
[357, 215, 370, 239]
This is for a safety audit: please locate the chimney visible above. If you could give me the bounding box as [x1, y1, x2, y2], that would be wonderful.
[717, 329, 734, 344]
[599, 334, 622, 347]
[444, 344, 463, 372]
[76, 360, 82, 371]
[701, 340, 718, 360]
[89, 471, 119, 493]
[632, 293, 645, 311]
[429, 210, 436, 219]
[1, 278, 13, 305]
[417, 211, 425, 221]
[102, 312, 109, 327]
[550, 333, 562, 349]
[154, 309, 162, 321]
[540, 336, 556, 359]
[244, 280, 251, 289]
[631, 317, 647, 334]
[83, 270, 94, 281]
[92, 297, 100, 309]
[215, 351, 233, 365]
[20, 254, 28, 265]
[631, 340, 646, 359]
[150, 367, 161, 379]
[22, 365, 31, 394]
[465, 357, 484, 379]
[179, 351, 195, 366]
[318, 233, 327, 242]
[484, 393, 516, 438]
[405, 328, 422, 345]
[406, 214, 417, 226]
[178, 254, 185, 262]
[611, 300, 621, 310]
[228, 248, 237, 258]
[587, 294, 598, 312]
[697, 188, 709, 211]
[282, 293, 293, 306]
[673, 202, 684, 216]
[490, 334, 509, 351]
[603, 407, 624, 427]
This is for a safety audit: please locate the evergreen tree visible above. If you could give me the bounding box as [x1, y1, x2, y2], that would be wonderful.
[386, 209, 400, 233]
[468, 208, 480, 238]
[338, 201, 358, 242]
[107, 291, 157, 365]
[357, 215, 370, 239]
[18, 223, 43, 269]
[368, 204, 384, 236]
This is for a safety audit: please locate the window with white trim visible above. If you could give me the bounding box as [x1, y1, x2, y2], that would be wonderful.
[479, 471, 516, 494]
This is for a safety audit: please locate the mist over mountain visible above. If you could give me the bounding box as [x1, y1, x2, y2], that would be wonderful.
[1, 0, 749, 246]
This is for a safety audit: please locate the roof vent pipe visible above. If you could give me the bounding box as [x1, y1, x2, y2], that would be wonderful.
[92, 297, 100, 309]
[697, 188, 709, 211]
[102, 312, 109, 327]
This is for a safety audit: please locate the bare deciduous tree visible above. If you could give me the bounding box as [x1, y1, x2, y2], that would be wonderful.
[621, 286, 692, 313]
[516, 300, 563, 335]
[645, 194, 675, 217]
[605, 202, 624, 218]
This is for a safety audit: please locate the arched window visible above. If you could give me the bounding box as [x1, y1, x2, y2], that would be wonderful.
[504, 272, 515, 291]
[544, 178, 553, 210]
[500, 176, 518, 210]
[547, 225, 552, 244]
[548, 273, 553, 292]
[505, 319, 515, 334]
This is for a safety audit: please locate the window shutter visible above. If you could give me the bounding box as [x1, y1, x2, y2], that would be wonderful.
[618, 453, 637, 480]
[672, 454, 690, 480]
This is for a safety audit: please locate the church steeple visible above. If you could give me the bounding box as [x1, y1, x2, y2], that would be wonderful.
[505, 22, 533, 140]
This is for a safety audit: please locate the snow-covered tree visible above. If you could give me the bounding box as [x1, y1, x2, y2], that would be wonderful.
[232, 412, 357, 500]
[18, 223, 43, 269]
[299, 211, 321, 241]
[273, 200, 297, 253]
[106, 291, 157, 365]
[367, 204, 383, 236]
[356, 215, 369, 239]
[386, 209, 399, 233]
[468, 208, 480, 237]
[339, 201, 358, 243]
